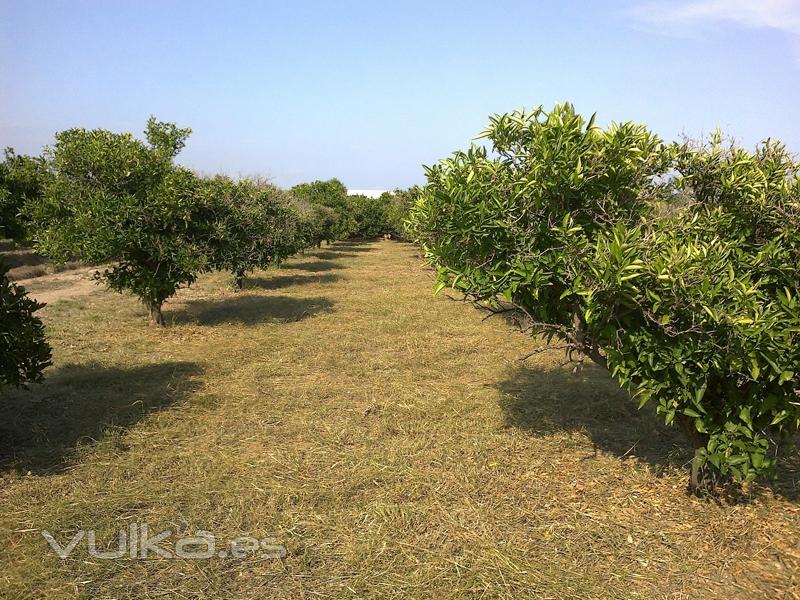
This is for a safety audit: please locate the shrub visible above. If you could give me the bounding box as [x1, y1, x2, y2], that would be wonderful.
[27, 118, 204, 326]
[383, 187, 420, 239]
[0, 148, 46, 242]
[594, 136, 800, 489]
[199, 176, 301, 288]
[291, 179, 352, 241]
[346, 194, 390, 238]
[0, 259, 51, 388]
[409, 103, 800, 493]
[284, 197, 330, 249]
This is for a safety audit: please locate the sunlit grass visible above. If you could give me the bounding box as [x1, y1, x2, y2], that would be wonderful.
[1, 241, 798, 598]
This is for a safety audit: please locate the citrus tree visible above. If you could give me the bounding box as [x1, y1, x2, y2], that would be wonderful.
[0, 148, 46, 242]
[0, 260, 51, 388]
[286, 197, 333, 249]
[383, 187, 420, 239]
[409, 103, 800, 493]
[594, 136, 800, 489]
[346, 193, 390, 238]
[291, 178, 352, 241]
[27, 118, 205, 326]
[200, 176, 301, 288]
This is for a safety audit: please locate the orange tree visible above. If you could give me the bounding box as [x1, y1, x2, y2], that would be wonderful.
[0, 148, 46, 242]
[346, 194, 390, 238]
[27, 118, 205, 326]
[0, 260, 51, 388]
[291, 179, 352, 242]
[199, 176, 302, 289]
[409, 103, 800, 493]
[382, 187, 420, 239]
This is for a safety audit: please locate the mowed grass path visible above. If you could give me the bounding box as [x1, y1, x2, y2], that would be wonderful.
[1, 241, 798, 599]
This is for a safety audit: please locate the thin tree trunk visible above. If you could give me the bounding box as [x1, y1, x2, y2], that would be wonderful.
[569, 301, 607, 370]
[675, 413, 709, 494]
[232, 269, 245, 290]
[567, 301, 710, 493]
[148, 301, 165, 327]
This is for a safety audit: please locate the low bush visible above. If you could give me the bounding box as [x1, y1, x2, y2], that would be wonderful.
[199, 177, 301, 289]
[409, 103, 800, 492]
[0, 148, 46, 242]
[27, 118, 205, 326]
[0, 259, 51, 388]
[291, 179, 352, 241]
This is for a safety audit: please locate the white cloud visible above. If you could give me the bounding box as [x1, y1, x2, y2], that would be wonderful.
[631, 0, 800, 36]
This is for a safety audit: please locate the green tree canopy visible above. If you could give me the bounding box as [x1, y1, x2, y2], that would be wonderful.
[409, 103, 800, 493]
[199, 176, 301, 288]
[346, 194, 390, 238]
[0, 260, 51, 388]
[382, 187, 420, 239]
[28, 117, 204, 326]
[0, 148, 46, 242]
[291, 179, 352, 240]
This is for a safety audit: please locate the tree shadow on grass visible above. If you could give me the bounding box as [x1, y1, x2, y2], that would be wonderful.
[0, 361, 201, 475]
[245, 272, 342, 291]
[308, 251, 359, 260]
[170, 295, 334, 326]
[282, 260, 344, 273]
[328, 243, 373, 253]
[499, 362, 800, 501]
[499, 363, 689, 472]
[1, 246, 48, 269]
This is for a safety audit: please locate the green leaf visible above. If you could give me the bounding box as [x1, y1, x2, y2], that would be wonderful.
[739, 406, 752, 428]
[750, 362, 761, 381]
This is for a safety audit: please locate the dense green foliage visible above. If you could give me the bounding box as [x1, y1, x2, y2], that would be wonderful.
[0, 260, 51, 388]
[382, 187, 420, 239]
[290, 180, 418, 241]
[0, 149, 45, 242]
[27, 118, 204, 325]
[346, 194, 389, 238]
[285, 197, 331, 248]
[21, 120, 413, 326]
[291, 179, 352, 242]
[409, 103, 800, 491]
[199, 176, 301, 288]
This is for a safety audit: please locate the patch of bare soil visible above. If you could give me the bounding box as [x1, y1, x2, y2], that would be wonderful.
[15, 267, 106, 305]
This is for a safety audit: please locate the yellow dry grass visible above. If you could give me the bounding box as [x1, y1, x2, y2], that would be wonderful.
[1, 241, 798, 599]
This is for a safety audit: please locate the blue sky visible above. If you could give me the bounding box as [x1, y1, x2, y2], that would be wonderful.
[1, 0, 799, 189]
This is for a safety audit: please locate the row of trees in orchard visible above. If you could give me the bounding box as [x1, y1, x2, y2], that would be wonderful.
[409, 103, 800, 493]
[1, 118, 418, 391]
[290, 179, 419, 242]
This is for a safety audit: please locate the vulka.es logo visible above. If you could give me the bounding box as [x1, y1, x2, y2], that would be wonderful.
[41, 524, 287, 560]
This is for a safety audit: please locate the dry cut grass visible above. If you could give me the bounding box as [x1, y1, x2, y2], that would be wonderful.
[0, 241, 799, 599]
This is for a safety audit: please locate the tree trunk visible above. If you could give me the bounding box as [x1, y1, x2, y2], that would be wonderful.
[317, 240, 322, 248]
[232, 269, 245, 290]
[675, 414, 709, 495]
[562, 301, 717, 494]
[565, 302, 711, 493]
[148, 301, 165, 327]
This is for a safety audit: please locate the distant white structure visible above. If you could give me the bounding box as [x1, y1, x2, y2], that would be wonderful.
[347, 189, 388, 198]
